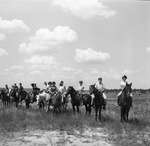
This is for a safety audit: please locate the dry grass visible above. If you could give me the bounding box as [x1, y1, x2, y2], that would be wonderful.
[0, 93, 150, 146]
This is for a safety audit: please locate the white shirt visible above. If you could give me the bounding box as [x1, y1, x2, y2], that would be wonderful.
[120, 81, 126, 90]
[78, 85, 84, 93]
[95, 82, 105, 92]
[59, 86, 66, 93]
[78, 85, 84, 90]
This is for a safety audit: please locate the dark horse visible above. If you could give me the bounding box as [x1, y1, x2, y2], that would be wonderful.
[120, 83, 132, 122]
[10, 89, 19, 108]
[65, 86, 92, 114]
[18, 90, 34, 109]
[50, 92, 62, 113]
[89, 85, 105, 121]
[0, 89, 10, 106]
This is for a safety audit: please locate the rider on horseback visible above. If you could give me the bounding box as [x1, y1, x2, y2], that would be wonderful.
[14, 83, 19, 92]
[95, 77, 107, 110]
[117, 75, 133, 107]
[50, 82, 58, 97]
[5, 85, 10, 96]
[78, 81, 84, 94]
[19, 83, 24, 94]
[31, 83, 40, 102]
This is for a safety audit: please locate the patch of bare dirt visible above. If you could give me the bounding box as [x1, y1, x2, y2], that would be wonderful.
[0, 128, 114, 146]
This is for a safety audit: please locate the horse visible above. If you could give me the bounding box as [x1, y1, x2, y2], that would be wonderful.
[65, 86, 92, 114]
[89, 85, 105, 121]
[9, 89, 19, 108]
[37, 90, 65, 113]
[18, 90, 34, 109]
[36, 90, 51, 111]
[0, 89, 10, 106]
[50, 92, 62, 113]
[61, 92, 69, 110]
[120, 83, 132, 122]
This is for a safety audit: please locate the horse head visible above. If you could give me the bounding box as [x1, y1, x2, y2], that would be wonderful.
[66, 86, 75, 96]
[123, 83, 132, 97]
[89, 85, 98, 95]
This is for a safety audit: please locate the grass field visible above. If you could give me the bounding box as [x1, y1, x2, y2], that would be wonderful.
[0, 93, 150, 146]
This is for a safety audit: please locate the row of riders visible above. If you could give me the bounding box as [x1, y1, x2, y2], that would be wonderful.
[0, 75, 133, 122]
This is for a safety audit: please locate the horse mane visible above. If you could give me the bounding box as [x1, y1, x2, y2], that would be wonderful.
[122, 82, 132, 98]
[68, 86, 78, 95]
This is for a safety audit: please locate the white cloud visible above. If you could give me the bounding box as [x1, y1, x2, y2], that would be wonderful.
[62, 66, 75, 72]
[30, 70, 42, 75]
[90, 69, 100, 74]
[13, 72, 24, 78]
[75, 48, 110, 63]
[102, 69, 121, 80]
[0, 17, 30, 33]
[0, 48, 8, 57]
[146, 47, 150, 53]
[100, 69, 138, 81]
[73, 69, 89, 80]
[5, 65, 24, 72]
[25, 55, 59, 67]
[19, 26, 77, 53]
[11, 65, 24, 70]
[52, 0, 116, 20]
[0, 34, 6, 41]
[121, 69, 138, 76]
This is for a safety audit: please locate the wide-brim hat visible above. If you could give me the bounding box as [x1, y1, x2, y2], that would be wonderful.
[48, 81, 52, 85]
[98, 77, 102, 80]
[122, 75, 127, 79]
[31, 83, 35, 86]
[79, 80, 83, 83]
[52, 81, 56, 84]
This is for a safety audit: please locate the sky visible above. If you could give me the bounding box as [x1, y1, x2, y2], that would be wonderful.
[0, 0, 150, 89]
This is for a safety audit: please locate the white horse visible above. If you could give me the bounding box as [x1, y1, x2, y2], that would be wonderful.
[36, 90, 51, 111]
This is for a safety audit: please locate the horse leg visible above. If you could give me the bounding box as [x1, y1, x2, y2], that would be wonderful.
[120, 107, 123, 122]
[95, 106, 98, 121]
[126, 107, 130, 122]
[89, 103, 92, 116]
[59, 106, 61, 113]
[26, 101, 29, 109]
[15, 101, 18, 108]
[85, 104, 88, 114]
[98, 107, 102, 121]
[77, 106, 79, 113]
[53, 106, 56, 114]
[46, 101, 49, 112]
[72, 104, 75, 113]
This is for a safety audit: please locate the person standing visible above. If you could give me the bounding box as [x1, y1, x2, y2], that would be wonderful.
[77, 81, 85, 105]
[59, 81, 66, 102]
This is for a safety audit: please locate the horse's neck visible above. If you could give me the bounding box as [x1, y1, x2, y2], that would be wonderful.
[123, 86, 131, 98]
[69, 89, 77, 99]
[93, 89, 99, 95]
[94, 89, 102, 98]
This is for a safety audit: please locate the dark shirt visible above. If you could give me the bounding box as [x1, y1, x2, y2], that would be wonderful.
[14, 86, 18, 92]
